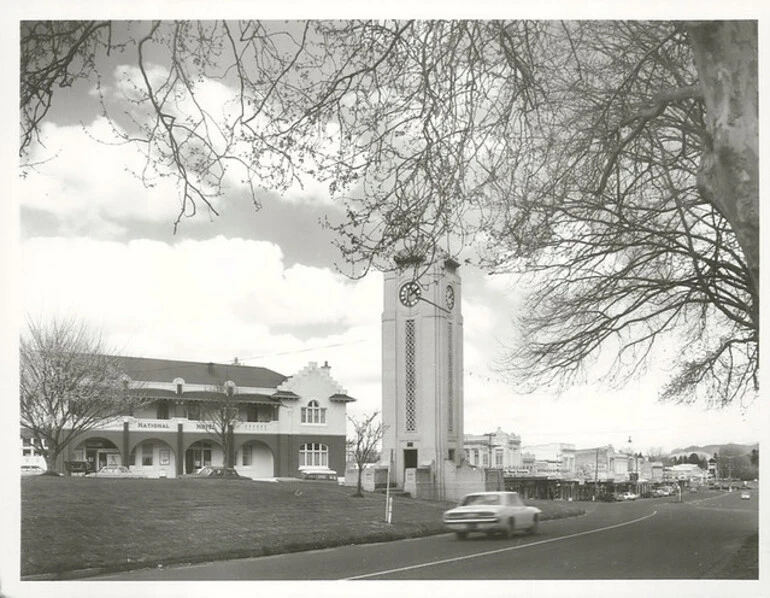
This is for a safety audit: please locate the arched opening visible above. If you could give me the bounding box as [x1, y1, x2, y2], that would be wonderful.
[128, 439, 177, 478]
[184, 440, 224, 474]
[72, 437, 121, 474]
[236, 441, 275, 479]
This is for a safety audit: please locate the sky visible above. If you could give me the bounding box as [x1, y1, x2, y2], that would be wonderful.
[8, 17, 764, 458]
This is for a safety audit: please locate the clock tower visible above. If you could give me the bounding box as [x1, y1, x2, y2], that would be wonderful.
[381, 255, 464, 496]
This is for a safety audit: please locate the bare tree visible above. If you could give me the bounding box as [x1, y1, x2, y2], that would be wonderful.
[645, 447, 668, 463]
[347, 411, 386, 497]
[200, 383, 241, 468]
[19, 316, 143, 473]
[19, 20, 758, 407]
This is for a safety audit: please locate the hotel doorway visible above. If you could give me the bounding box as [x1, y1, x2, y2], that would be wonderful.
[185, 441, 214, 474]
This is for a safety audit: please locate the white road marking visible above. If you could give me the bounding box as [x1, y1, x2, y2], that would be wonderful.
[343, 510, 658, 580]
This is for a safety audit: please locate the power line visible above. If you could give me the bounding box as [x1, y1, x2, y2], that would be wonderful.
[238, 338, 370, 364]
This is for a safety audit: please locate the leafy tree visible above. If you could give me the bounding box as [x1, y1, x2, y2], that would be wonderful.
[347, 411, 387, 497]
[19, 20, 758, 407]
[715, 446, 757, 481]
[20, 316, 144, 473]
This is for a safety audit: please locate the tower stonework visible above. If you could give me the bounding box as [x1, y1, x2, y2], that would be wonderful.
[381, 256, 464, 495]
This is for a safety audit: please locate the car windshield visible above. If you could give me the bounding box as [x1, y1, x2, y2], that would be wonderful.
[462, 494, 501, 506]
[197, 467, 214, 476]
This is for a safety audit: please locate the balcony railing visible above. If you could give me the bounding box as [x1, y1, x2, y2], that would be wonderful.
[181, 420, 278, 434]
[234, 421, 277, 434]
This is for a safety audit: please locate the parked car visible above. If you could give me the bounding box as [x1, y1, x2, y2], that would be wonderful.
[443, 491, 542, 540]
[180, 466, 250, 480]
[619, 492, 638, 501]
[300, 470, 338, 482]
[86, 465, 144, 478]
[21, 465, 46, 477]
[740, 491, 751, 500]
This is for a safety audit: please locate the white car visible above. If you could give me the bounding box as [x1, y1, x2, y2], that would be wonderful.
[740, 492, 751, 500]
[443, 491, 542, 540]
[21, 465, 46, 476]
[87, 465, 144, 478]
[619, 491, 638, 501]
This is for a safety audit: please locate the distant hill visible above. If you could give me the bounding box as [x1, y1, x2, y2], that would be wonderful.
[669, 442, 758, 459]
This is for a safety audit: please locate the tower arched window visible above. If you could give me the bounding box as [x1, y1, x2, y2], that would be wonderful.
[301, 400, 326, 424]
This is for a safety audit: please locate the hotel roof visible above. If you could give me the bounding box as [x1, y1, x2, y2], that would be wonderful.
[114, 355, 288, 389]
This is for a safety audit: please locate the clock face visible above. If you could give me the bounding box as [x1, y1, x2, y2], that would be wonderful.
[445, 284, 455, 310]
[399, 281, 421, 307]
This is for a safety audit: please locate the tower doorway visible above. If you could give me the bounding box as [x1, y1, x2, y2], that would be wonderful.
[404, 448, 418, 471]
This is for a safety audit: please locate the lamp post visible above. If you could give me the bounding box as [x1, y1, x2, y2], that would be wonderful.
[723, 455, 736, 491]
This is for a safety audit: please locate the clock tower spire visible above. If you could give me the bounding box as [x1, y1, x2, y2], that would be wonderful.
[381, 254, 464, 497]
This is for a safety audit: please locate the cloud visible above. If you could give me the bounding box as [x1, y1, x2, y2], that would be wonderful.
[21, 63, 344, 239]
[20, 235, 382, 400]
[20, 118, 187, 233]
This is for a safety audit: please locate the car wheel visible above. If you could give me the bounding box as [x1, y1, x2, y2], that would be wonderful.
[528, 514, 539, 535]
[504, 518, 515, 539]
[455, 531, 467, 540]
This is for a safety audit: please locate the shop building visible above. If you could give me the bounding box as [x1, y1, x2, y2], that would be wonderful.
[463, 427, 522, 471]
[520, 443, 577, 478]
[24, 356, 354, 478]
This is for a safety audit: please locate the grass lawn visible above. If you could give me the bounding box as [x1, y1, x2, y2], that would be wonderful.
[21, 476, 584, 578]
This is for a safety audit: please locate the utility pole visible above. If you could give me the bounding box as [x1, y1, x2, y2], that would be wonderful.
[485, 432, 494, 469]
[594, 447, 599, 501]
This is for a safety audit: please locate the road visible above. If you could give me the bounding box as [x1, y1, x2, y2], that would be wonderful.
[93, 489, 757, 580]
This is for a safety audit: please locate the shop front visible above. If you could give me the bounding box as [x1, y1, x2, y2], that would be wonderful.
[72, 437, 122, 474]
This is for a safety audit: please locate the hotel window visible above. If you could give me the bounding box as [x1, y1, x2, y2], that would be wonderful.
[495, 449, 504, 468]
[157, 400, 169, 420]
[242, 445, 253, 466]
[299, 443, 328, 468]
[142, 443, 153, 466]
[186, 401, 201, 421]
[246, 405, 258, 422]
[301, 400, 326, 424]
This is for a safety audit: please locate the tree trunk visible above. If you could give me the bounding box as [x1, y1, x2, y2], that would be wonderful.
[44, 447, 59, 474]
[226, 426, 235, 468]
[688, 21, 759, 329]
[356, 467, 364, 496]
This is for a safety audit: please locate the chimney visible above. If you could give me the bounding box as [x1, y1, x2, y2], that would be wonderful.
[322, 361, 330, 371]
